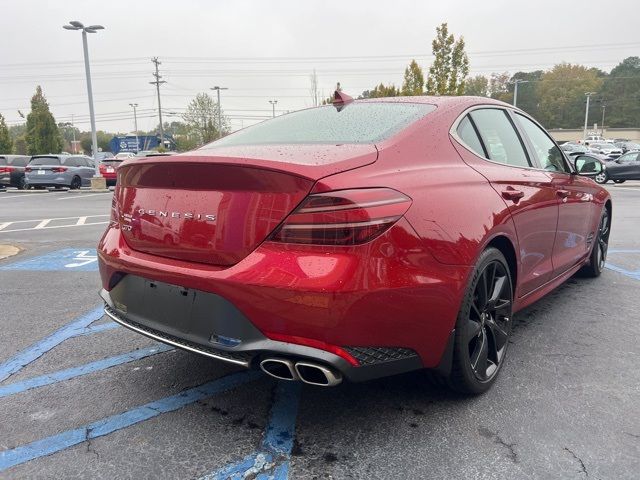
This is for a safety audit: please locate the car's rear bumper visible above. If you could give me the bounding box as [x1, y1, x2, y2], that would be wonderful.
[98, 219, 470, 380]
[25, 175, 69, 186]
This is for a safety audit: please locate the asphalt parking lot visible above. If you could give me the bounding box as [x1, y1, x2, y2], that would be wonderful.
[1, 185, 639, 479]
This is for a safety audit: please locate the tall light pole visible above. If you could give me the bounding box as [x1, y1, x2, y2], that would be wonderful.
[210, 86, 228, 139]
[513, 79, 529, 108]
[269, 100, 278, 118]
[63, 21, 104, 184]
[600, 103, 607, 137]
[583, 92, 596, 142]
[129, 103, 139, 153]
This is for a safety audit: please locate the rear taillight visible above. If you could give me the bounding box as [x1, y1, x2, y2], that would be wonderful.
[0, 166, 13, 173]
[52, 167, 67, 173]
[24, 167, 32, 172]
[269, 188, 411, 246]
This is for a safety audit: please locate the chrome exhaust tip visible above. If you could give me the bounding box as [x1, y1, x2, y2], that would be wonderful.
[294, 362, 343, 387]
[260, 358, 298, 381]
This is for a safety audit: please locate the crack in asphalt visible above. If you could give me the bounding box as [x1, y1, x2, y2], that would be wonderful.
[85, 427, 99, 460]
[563, 447, 588, 477]
[478, 426, 518, 463]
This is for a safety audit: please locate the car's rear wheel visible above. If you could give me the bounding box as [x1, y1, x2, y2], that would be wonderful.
[70, 176, 81, 190]
[594, 171, 608, 184]
[580, 208, 610, 278]
[18, 176, 27, 190]
[448, 247, 513, 395]
[613, 179, 626, 184]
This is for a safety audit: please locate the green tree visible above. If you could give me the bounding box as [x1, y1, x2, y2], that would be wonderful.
[464, 75, 489, 96]
[401, 60, 425, 96]
[25, 86, 62, 155]
[0, 114, 13, 153]
[182, 93, 229, 145]
[359, 83, 400, 99]
[536, 63, 603, 128]
[80, 131, 112, 154]
[508, 70, 543, 118]
[600, 57, 640, 128]
[426, 23, 469, 95]
[58, 122, 81, 153]
[489, 72, 511, 102]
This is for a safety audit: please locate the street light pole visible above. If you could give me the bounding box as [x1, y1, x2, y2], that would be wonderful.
[63, 21, 104, 185]
[601, 104, 607, 137]
[129, 103, 139, 153]
[269, 100, 278, 118]
[210, 86, 228, 139]
[513, 79, 529, 108]
[583, 92, 596, 142]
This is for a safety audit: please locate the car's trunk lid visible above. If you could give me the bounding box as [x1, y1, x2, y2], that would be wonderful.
[116, 144, 377, 266]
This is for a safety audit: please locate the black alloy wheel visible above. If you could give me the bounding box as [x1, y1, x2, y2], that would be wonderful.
[70, 176, 81, 190]
[448, 248, 513, 394]
[580, 207, 610, 278]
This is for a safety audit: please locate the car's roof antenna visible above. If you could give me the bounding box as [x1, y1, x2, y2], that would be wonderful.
[332, 82, 353, 111]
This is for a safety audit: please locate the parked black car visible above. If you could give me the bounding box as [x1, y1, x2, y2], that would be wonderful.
[0, 155, 30, 190]
[576, 152, 640, 184]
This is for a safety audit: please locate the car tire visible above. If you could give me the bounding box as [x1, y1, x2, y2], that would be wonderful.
[18, 176, 27, 190]
[594, 171, 608, 184]
[70, 176, 81, 190]
[579, 207, 610, 278]
[613, 179, 626, 184]
[447, 247, 513, 395]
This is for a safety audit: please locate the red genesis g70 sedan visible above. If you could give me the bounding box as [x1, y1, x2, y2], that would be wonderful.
[98, 94, 612, 394]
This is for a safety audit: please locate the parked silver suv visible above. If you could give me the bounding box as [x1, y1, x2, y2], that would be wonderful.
[25, 155, 96, 189]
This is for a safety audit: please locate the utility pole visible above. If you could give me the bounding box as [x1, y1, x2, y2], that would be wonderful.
[150, 58, 166, 149]
[513, 79, 528, 108]
[600, 103, 607, 137]
[269, 100, 278, 118]
[210, 86, 228, 139]
[583, 92, 596, 142]
[129, 103, 139, 153]
[71, 114, 77, 153]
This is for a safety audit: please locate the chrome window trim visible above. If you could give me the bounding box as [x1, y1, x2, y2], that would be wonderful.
[449, 104, 573, 176]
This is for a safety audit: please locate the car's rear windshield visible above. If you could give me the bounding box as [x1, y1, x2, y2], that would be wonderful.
[202, 102, 436, 148]
[30, 156, 61, 166]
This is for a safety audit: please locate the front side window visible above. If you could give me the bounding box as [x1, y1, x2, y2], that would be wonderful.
[202, 102, 436, 151]
[515, 114, 569, 173]
[619, 152, 638, 163]
[468, 109, 530, 168]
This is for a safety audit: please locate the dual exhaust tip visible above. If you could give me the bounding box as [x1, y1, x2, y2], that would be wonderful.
[260, 358, 342, 387]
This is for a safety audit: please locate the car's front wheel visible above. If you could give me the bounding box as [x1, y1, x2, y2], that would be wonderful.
[448, 247, 513, 395]
[594, 171, 608, 184]
[613, 179, 626, 184]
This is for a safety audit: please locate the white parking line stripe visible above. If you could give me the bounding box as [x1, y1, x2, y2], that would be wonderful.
[0, 222, 11, 231]
[34, 219, 52, 229]
[4, 215, 109, 225]
[0, 222, 108, 234]
[76, 216, 87, 225]
[57, 193, 112, 201]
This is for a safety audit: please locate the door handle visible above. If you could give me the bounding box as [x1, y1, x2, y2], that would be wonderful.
[501, 188, 525, 201]
[556, 189, 570, 198]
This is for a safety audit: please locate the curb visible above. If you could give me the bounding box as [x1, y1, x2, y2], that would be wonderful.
[0, 245, 22, 261]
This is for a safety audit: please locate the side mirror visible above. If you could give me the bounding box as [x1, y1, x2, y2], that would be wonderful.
[573, 156, 603, 177]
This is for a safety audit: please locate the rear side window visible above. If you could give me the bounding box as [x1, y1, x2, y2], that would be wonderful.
[63, 157, 79, 167]
[469, 109, 530, 168]
[30, 157, 61, 166]
[515, 113, 568, 173]
[204, 102, 436, 149]
[456, 116, 486, 157]
[620, 152, 639, 163]
[0, 157, 6, 166]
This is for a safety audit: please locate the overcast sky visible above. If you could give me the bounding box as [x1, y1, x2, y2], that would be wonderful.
[1, 0, 638, 133]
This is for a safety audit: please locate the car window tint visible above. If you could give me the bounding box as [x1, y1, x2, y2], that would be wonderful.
[30, 156, 61, 166]
[456, 115, 485, 157]
[620, 152, 638, 163]
[0, 157, 6, 165]
[469, 109, 530, 167]
[11, 157, 29, 166]
[515, 113, 569, 173]
[204, 103, 436, 149]
[63, 157, 79, 167]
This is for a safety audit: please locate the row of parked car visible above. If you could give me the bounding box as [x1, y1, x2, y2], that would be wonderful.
[561, 141, 640, 184]
[0, 151, 174, 191]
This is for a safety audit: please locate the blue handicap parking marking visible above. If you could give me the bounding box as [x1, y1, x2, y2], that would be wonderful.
[0, 248, 98, 271]
[605, 249, 640, 281]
